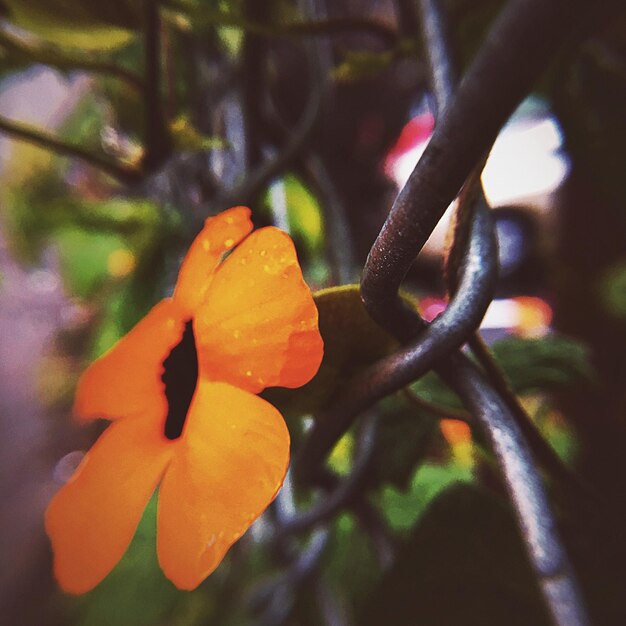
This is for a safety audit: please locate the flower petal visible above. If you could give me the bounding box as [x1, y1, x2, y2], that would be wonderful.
[157, 381, 289, 590]
[174, 206, 253, 313]
[74, 298, 187, 422]
[45, 414, 172, 594]
[194, 227, 323, 394]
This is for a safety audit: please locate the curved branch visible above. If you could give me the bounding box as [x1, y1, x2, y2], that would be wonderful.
[0, 115, 142, 183]
[279, 413, 379, 537]
[218, 13, 326, 206]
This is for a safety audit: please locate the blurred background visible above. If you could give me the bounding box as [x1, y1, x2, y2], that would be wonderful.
[1, 1, 626, 624]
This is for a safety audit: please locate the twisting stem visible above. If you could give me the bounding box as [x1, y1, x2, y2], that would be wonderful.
[420, 0, 600, 511]
[279, 413, 379, 537]
[142, 0, 172, 171]
[295, 184, 497, 478]
[354, 0, 591, 623]
[361, 0, 590, 332]
[0, 116, 142, 183]
[219, 3, 326, 206]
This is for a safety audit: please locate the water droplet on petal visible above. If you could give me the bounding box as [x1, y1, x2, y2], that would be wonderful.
[206, 534, 216, 548]
[245, 370, 253, 377]
[259, 249, 267, 257]
[224, 238, 234, 248]
[202, 240, 210, 251]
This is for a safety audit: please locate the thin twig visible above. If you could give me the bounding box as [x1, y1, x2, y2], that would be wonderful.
[278, 413, 379, 538]
[142, 0, 172, 171]
[217, 7, 326, 206]
[240, 0, 269, 171]
[249, 529, 330, 626]
[402, 388, 470, 423]
[168, 4, 398, 47]
[0, 115, 142, 183]
[0, 28, 144, 91]
[304, 154, 357, 284]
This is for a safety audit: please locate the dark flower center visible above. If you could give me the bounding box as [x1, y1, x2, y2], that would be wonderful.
[162, 319, 199, 440]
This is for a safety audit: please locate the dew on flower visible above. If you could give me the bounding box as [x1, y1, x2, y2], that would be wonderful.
[45, 206, 323, 594]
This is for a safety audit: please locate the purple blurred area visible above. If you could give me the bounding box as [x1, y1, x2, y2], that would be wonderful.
[0, 68, 92, 625]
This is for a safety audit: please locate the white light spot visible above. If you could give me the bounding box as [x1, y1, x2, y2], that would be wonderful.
[53, 450, 85, 484]
[28, 269, 59, 294]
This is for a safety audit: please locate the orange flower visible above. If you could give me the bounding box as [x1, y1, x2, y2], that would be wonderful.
[45, 206, 323, 593]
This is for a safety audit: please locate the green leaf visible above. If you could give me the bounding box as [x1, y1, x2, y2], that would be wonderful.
[54, 227, 133, 298]
[368, 396, 439, 490]
[333, 50, 394, 82]
[550, 13, 626, 205]
[409, 334, 593, 411]
[170, 115, 228, 152]
[377, 461, 474, 532]
[601, 260, 626, 319]
[3, 0, 140, 50]
[263, 173, 325, 256]
[74, 495, 191, 626]
[325, 513, 382, 606]
[489, 335, 592, 394]
[360, 484, 550, 626]
[263, 285, 399, 418]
